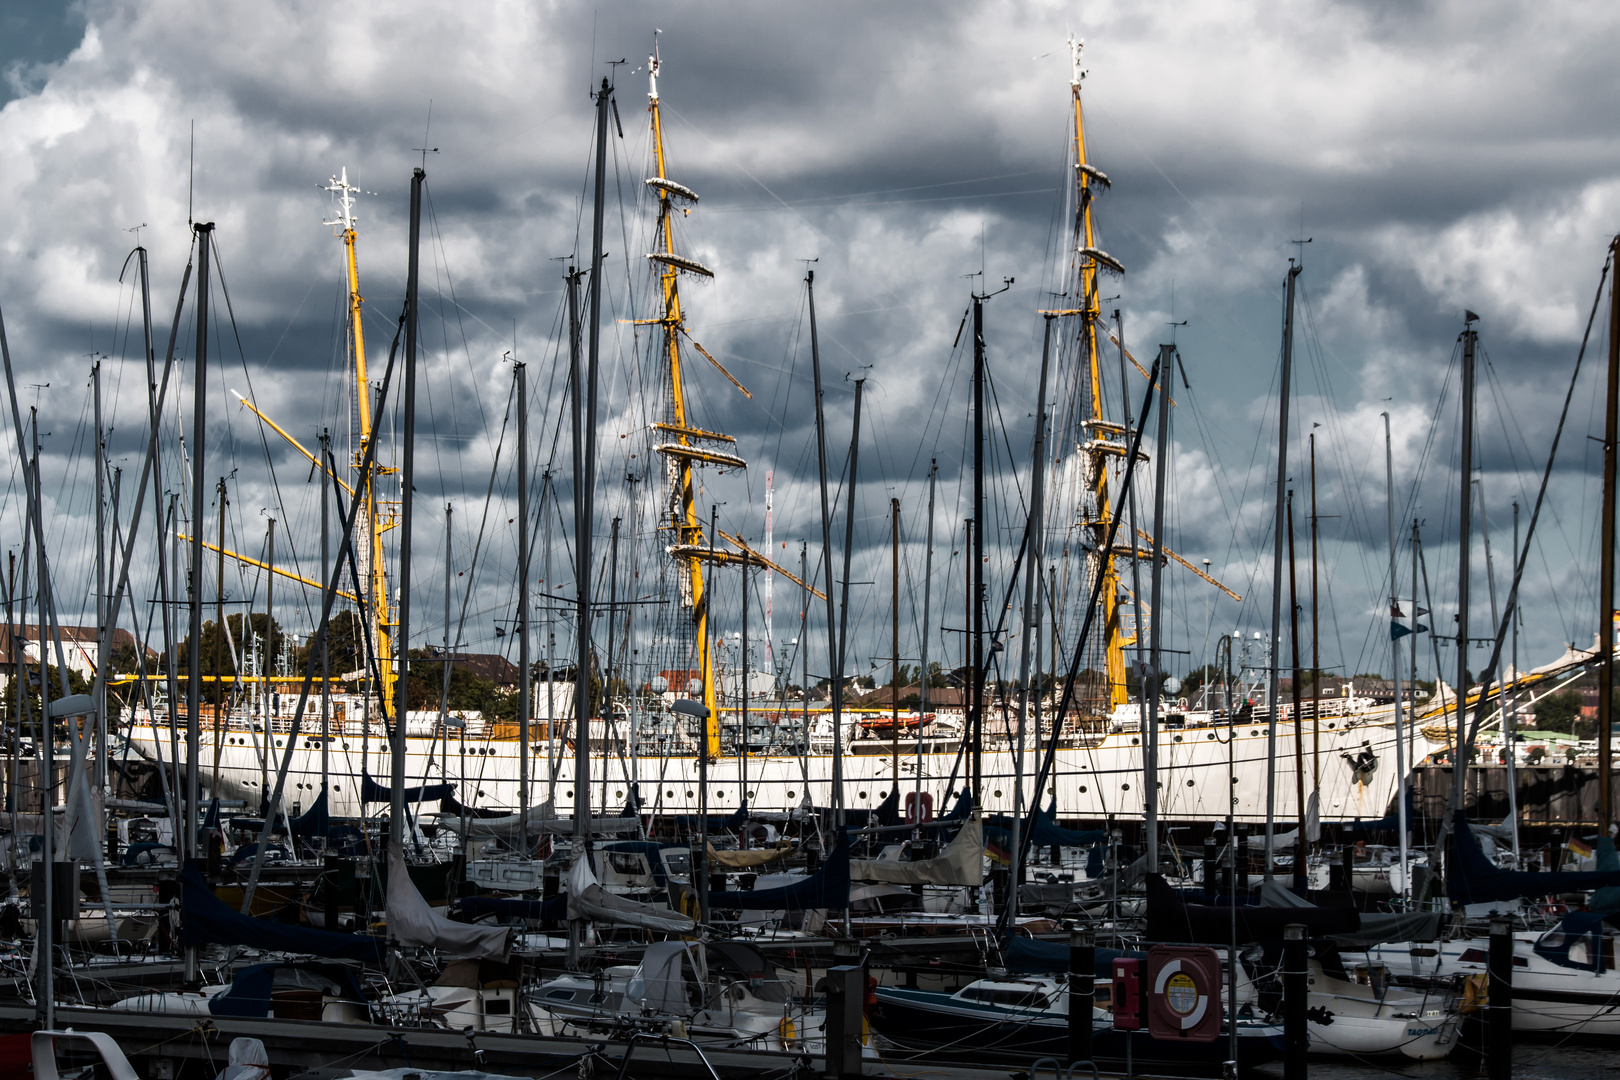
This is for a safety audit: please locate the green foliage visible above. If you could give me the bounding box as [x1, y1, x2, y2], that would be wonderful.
[1532, 690, 1585, 736]
[404, 648, 516, 721]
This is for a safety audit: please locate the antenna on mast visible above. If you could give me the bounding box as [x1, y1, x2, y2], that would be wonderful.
[323, 168, 367, 234]
[649, 29, 662, 102]
[1069, 34, 1085, 87]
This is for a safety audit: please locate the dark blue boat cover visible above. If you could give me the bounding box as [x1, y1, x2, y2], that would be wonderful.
[709, 829, 850, 911]
[985, 802, 1105, 848]
[1146, 873, 1358, 944]
[1002, 934, 1145, 977]
[1448, 812, 1620, 905]
[180, 866, 386, 962]
[362, 770, 454, 804]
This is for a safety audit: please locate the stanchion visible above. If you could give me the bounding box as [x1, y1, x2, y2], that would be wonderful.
[1069, 928, 1094, 1065]
[1487, 917, 1513, 1080]
[1203, 836, 1218, 898]
[1282, 923, 1308, 1079]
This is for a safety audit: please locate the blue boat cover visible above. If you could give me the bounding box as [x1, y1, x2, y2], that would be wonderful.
[1341, 787, 1414, 832]
[985, 802, 1105, 848]
[1002, 934, 1145, 977]
[1449, 812, 1620, 905]
[181, 866, 386, 962]
[208, 961, 368, 1017]
[362, 770, 454, 804]
[709, 830, 850, 911]
[663, 802, 749, 830]
[1146, 873, 1358, 944]
[438, 792, 514, 819]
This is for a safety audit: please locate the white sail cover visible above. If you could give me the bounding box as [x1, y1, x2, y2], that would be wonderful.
[386, 849, 511, 960]
[566, 854, 696, 934]
[849, 818, 985, 886]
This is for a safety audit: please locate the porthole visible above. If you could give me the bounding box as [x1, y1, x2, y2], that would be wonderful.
[1231, 777, 1239, 784]
[1122, 783, 1131, 791]
[667, 790, 675, 798]
[993, 790, 1003, 799]
[1079, 785, 1088, 794]
[1207, 733, 1215, 740]
[858, 791, 867, 799]
[878, 790, 887, 798]
[1174, 735, 1182, 742]
[686, 791, 694, 798]
[342, 743, 349, 750]
[477, 789, 485, 796]
[1187, 780, 1195, 787]
[787, 790, 796, 798]
[747, 790, 755, 798]
[1328, 723, 1337, 729]
[615, 791, 624, 798]
[1251, 730, 1261, 737]
[565, 789, 572, 798]
[1131, 737, 1139, 745]
[276, 741, 282, 747]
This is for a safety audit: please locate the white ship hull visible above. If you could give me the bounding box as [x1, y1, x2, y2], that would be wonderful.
[125, 709, 1437, 826]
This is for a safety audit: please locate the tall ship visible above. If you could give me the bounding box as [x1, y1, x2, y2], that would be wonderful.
[120, 41, 1577, 836]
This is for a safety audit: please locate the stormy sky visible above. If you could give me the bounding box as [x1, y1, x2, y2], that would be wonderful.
[1, 0, 1618, 701]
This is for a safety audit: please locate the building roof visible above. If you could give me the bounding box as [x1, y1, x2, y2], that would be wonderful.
[0, 624, 155, 664]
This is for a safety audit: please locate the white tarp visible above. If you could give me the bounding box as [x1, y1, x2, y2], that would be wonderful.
[565, 854, 695, 934]
[625, 940, 705, 1014]
[849, 818, 985, 886]
[387, 849, 511, 960]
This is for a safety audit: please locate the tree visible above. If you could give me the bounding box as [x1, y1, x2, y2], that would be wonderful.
[178, 612, 286, 678]
[296, 609, 367, 679]
[1532, 691, 1583, 736]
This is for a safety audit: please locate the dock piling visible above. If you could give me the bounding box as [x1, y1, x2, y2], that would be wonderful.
[1488, 917, 1513, 1080]
[1069, 928, 1094, 1065]
[1282, 923, 1307, 1079]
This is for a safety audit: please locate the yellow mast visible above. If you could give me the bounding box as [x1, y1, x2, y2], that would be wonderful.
[1069, 37, 1129, 710]
[647, 44, 724, 758]
[325, 168, 397, 720]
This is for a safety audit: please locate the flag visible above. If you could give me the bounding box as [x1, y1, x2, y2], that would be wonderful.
[1391, 620, 1412, 641]
[1390, 603, 1406, 618]
[1416, 606, 1430, 617]
[1465, 310, 1480, 323]
[1570, 837, 1595, 859]
[1415, 622, 1429, 634]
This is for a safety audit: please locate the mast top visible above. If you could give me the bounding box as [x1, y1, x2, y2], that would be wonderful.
[648, 31, 662, 103]
[324, 167, 362, 234]
[1069, 34, 1085, 89]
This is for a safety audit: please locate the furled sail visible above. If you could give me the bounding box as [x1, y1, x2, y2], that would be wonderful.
[565, 854, 695, 934]
[386, 849, 511, 960]
[850, 818, 986, 886]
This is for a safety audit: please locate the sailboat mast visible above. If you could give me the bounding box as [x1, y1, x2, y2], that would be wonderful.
[390, 166, 425, 854]
[325, 168, 395, 724]
[647, 47, 721, 753]
[891, 498, 900, 785]
[93, 361, 106, 790]
[570, 78, 611, 961]
[807, 271, 840, 820]
[1264, 259, 1301, 882]
[1287, 490, 1305, 890]
[1068, 38, 1124, 713]
[1310, 433, 1321, 793]
[1384, 414, 1409, 901]
[972, 293, 985, 802]
[920, 463, 936, 828]
[1600, 250, 1619, 833]
[836, 379, 867, 836]
[1449, 318, 1477, 817]
[517, 361, 530, 830]
[1145, 344, 1174, 875]
[1011, 315, 1056, 900]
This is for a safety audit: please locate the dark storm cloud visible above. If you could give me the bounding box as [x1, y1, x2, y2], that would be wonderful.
[0, 0, 1617, 682]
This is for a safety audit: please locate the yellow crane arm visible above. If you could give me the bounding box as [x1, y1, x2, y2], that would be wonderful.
[232, 391, 356, 496]
[178, 534, 358, 602]
[678, 328, 753, 400]
[1134, 528, 1241, 601]
[716, 529, 828, 600]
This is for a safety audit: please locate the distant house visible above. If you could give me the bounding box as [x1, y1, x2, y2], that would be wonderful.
[0, 623, 154, 690]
